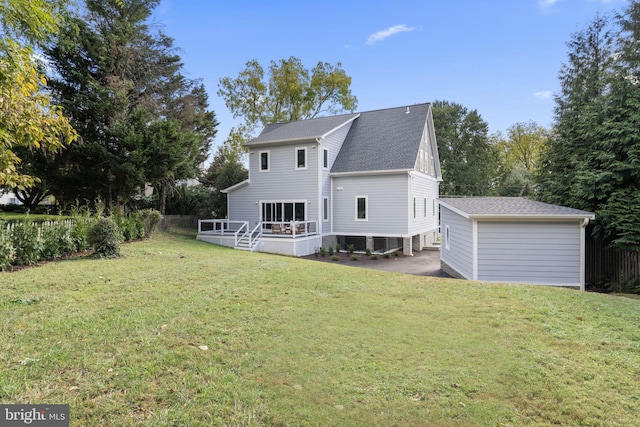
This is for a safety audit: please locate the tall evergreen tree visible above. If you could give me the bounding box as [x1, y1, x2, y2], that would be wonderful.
[43, 0, 216, 213]
[537, 14, 614, 211]
[539, 6, 640, 248]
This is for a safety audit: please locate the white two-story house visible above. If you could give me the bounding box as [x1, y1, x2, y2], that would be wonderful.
[197, 103, 442, 256]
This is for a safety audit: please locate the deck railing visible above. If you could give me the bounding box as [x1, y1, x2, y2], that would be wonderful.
[199, 219, 318, 238]
[198, 219, 247, 234]
[261, 220, 317, 237]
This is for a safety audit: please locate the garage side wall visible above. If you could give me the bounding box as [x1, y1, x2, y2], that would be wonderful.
[477, 221, 581, 285]
[440, 206, 473, 279]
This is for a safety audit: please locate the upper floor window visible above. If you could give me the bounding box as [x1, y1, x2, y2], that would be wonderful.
[260, 151, 270, 172]
[295, 147, 307, 170]
[323, 148, 329, 169]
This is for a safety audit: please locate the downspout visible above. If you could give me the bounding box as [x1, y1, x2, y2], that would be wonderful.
[317, 137, 323, 242]
[407, 172, 413, 256]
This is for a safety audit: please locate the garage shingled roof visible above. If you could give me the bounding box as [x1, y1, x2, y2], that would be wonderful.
[438, 197, 595, 219]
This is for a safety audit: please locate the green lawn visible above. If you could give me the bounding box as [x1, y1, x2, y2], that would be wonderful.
[1, 231, 638, 426]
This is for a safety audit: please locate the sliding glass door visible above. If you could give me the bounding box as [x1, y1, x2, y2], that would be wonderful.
[261, 201, 306, 222]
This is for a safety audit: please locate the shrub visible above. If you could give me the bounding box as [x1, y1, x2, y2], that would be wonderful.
[348, 244, 355, 253]
[88, 217, 123, 258]
[139, 209, 162, 238]
[328, 246, 334, 256]
[331, 255, 340, 261]
[383, 253, 391, 259]
[10, 221, 42, 265]
[71, 218, 92, 252]
[335, 244, 340, 253]
[371, 254, 379, 260]
[365, 248, 372, 256]
[40, 223, 75, 260]
[319, 247, 326, 257]
[0, 225, 13, 271]
[350, 254, 359, 261]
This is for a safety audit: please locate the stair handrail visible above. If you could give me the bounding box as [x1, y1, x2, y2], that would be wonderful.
[248, 222, 262, 248]
[234, 222, 248, 246]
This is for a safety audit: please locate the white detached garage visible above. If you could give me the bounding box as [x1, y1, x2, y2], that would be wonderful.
[438, 197, 595, 290]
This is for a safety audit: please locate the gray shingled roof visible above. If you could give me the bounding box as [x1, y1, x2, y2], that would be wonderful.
[331, 103, 430, 173]
[246, 113, 360, 145]
[439, 197, 595, 218]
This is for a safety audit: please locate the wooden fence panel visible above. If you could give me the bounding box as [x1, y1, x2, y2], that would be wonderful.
[586, 236, 640, 291]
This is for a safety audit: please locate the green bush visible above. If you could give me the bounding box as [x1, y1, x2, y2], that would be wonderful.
[71, 219, 92, 252]
[365, 248, 372, 256]
[328, 246, 334, 256]
[88, 217, 123, 258]
[0, 223, 13, 271]
[139, 209, 162, 238]
[10, 221, 42, 265]
[40, 223, 74, 260]
[348, 244, 355, 254]
[319, 246, 326, 257]
[331, 255, 340, 261]
[371, 254, 379, 260]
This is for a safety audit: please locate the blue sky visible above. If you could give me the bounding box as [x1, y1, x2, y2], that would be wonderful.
[152, 0, 629, 150]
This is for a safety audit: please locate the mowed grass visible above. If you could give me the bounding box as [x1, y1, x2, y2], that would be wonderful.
[1, 232, 639, 426]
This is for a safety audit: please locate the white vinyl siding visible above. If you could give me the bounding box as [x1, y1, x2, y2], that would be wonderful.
[333, 174, 409, 235]
[236, 145, 318, 224]
[439, 206, 474, 280]
[477, 221, 582, 285]
[321, 121, 355, 235]
[409, 173, 439, 236]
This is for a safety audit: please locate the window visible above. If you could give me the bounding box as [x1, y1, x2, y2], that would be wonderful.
[356, 196, 367, 221]
[323, 197, 329, 221]
[424, 197, 427, 218]
[295, 147, 307, 170]
[260, 151, 269, 172]
[323, 148, 329, 169]
[262, 202, 305, 222]
[413, 197, 417, 219]
[444, 225, 450, 250]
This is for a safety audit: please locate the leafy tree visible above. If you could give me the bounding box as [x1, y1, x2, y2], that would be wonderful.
[0, 0, 77, 188]
[42, 0, 216, 213]
[494, 121, 548, 196]
[432, 100, 499, 196]
[218, 57, 357, 145]
[202, 146, 248, 218]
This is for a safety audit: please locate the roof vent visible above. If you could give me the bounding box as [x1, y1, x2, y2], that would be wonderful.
[406, 106, 410, 114]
